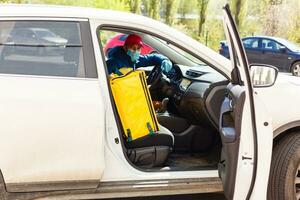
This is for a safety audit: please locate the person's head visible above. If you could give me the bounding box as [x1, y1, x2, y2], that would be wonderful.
[124, 34, 143, 62]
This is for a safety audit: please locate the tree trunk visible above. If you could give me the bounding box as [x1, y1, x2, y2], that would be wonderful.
[148, 0, 160, 20]
[165, 0, 179, 25]
[197, 0, 209, 37]
[127, 0, 141, 14]
[230, 0, 246, 28]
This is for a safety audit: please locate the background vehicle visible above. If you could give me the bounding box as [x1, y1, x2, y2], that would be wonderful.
[220, 36, 300, 76]
[0, 4, 298, 200]
[3, 27, 67, 56]
[103, 33, 155, 56]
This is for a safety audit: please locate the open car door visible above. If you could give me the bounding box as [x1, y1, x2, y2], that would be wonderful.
[218, 5, 273, 200]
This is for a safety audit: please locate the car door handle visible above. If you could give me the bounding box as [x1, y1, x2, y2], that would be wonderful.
[221, 96, 233, 113]
[220, 127, 236, 143]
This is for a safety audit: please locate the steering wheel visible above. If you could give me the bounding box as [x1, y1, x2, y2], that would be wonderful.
[147, 65, 163, 88]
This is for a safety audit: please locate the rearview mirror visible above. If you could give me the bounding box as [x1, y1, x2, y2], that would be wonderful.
[250, 64, 278, 87]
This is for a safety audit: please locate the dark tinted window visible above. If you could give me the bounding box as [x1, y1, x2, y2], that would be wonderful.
[243, 38, 259, 49]
[261, 39, 284, 51]
[0, 21, 85, 77]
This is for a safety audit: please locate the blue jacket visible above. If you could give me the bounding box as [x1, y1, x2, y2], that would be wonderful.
[106, 46, 169, 75]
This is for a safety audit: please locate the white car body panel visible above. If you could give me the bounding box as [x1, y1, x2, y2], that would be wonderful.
[249, 92, 273, 200]
[0, 75, 105, 184]
[256, 73, 300, 132]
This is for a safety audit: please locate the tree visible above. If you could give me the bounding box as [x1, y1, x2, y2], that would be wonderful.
[164, 0, 179, 25]
[127, 0, 141, 14]
[286, 0, 300, 43]
[177, 0, 194, 23]
[260, 0, 283, 36]
[230, 0, 246, 28]
[148, 0, 160, 20]
[197, 0, 209, 37]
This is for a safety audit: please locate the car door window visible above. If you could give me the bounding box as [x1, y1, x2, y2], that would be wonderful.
[262, 39, 284, 51]
[243, 38, 259, 49]
[99, 30, 157, 60]
[0, 21, 86, 77]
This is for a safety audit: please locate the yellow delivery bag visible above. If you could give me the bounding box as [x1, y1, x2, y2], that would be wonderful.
[110, 70, 159, 141]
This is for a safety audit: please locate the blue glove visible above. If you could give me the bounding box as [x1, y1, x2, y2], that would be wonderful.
[161, 59, 172, 73]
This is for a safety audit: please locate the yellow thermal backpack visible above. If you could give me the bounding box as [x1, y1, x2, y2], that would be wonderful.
[110, 69, 159, 141]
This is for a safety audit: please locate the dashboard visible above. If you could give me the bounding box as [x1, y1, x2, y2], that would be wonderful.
[179, 78, 191, 91]
[162, 64, 228, 128]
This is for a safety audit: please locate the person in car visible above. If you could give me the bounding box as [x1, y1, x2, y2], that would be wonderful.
[106, 34, 172, 75]
[106, 34, 175, 148]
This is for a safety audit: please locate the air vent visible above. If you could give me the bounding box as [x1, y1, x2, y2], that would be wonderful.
[186, 70, 204, 78]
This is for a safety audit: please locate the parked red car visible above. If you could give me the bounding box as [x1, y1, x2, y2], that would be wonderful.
[103, 34, 155, 56]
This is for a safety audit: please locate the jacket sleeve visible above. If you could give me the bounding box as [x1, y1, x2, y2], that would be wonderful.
[106, 59, 122, 75]
[136, 53, 169, 67]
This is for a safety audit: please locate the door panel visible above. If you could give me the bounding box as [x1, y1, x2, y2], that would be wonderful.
[245, 48, 263, 64]
[242, 38, 262, 64]
[221, 5, 257, 200]
[218, 83, 245, 199]
[0, 19, 104, 192]
[261, 39, 288, 71]
[0, 76, 105, 192]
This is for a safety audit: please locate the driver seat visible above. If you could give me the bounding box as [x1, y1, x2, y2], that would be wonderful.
[109, 69, 174, 168]
[126, 125, 174, 168]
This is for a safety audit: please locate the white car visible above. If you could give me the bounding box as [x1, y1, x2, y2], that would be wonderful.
[0, 4, 298, 200]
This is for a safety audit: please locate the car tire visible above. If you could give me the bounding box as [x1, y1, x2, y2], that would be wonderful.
[267, 132, 300, 200]
[291, 61, 300, 76]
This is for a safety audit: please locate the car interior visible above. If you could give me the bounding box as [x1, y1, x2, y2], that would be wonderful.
[99, 28, 229, 171]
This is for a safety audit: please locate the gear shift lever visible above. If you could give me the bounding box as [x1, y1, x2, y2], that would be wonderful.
[157, 98, 169, 113]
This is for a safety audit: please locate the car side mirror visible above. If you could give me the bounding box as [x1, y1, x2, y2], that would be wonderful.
[279, 46, 287, 53]
[250, 64, 278, 87]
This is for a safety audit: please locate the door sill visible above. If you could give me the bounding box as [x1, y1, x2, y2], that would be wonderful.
[5, 178, 223, 199]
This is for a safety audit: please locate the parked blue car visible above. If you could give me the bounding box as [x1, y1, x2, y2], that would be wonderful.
[220, 36, 300, 76]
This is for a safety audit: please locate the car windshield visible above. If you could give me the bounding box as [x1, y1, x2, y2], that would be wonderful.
[35, 30, 57, 38]
[276, 38, 300, 52]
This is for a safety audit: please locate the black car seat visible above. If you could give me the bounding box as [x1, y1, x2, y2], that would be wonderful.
[126, 124, 174, 168]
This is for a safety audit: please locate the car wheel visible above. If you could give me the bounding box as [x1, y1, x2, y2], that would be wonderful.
[291, 62, 300, 76]
[267, 132, 300, 200]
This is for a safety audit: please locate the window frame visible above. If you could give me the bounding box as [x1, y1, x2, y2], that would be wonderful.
[242, 37, 260, 50]
[0, 18, 98, 79]
[261, 38, 285, 52]
[98, 25, 228, 79]
[96, 24, 229, 173]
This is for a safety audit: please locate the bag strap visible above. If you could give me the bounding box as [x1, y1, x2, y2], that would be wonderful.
[147, 122, 155, 135]
[126, 129, 132, 142]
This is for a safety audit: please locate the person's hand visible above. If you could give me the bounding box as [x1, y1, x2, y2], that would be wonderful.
[161, 60, 172, 73]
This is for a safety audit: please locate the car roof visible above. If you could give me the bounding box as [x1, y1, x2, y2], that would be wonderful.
[243, 36, 285, 41]
[0, 4, 150, 22]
